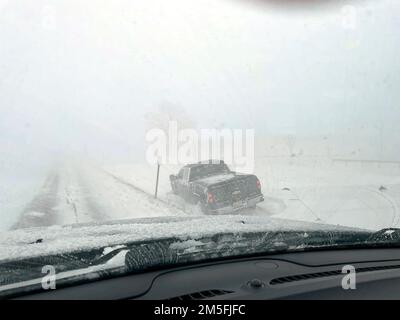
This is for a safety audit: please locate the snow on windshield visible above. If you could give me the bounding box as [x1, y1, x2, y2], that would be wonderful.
[0, 215, 363, 262]
[1, 0, 400, 243]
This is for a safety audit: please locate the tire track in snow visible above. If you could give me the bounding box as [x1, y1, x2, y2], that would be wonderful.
[64, 186, 78, 224]
[12, 173, 60, 230]
[72, 167, 110, 222]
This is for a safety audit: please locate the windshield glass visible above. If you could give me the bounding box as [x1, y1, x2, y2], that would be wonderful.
[1, 0, 400, 296]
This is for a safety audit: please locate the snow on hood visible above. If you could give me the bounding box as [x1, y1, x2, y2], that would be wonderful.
[0, 215, 365, 262]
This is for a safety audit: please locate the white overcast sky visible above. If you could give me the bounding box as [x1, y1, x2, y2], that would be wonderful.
[0, 0, 399, 165]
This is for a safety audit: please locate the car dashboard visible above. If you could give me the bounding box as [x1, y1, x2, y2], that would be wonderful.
[13, 248, 400, 300]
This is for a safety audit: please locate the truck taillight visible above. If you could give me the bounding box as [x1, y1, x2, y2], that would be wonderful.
[207, 192, 214, 203]
[256, 179, 261, 190]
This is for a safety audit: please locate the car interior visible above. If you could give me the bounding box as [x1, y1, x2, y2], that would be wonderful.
[16, 248, 400, 300]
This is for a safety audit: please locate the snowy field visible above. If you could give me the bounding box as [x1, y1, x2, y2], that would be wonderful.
[2, 157, 400, 232]
[257, 158, 400, 230]
[105, 158, 400, 231]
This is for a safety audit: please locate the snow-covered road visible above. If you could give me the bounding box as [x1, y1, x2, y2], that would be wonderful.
[7, 159, 400, 232]
[12, 172, 61, 229]
[11, 164, 186, 230]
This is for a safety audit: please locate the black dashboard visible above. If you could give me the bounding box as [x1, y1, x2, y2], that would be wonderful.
[15, 248, 400, 300]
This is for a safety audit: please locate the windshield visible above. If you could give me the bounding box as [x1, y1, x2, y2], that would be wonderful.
[1, 0, 400, 296]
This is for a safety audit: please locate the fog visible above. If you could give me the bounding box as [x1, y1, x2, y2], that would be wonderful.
[1, 0, 400, 173]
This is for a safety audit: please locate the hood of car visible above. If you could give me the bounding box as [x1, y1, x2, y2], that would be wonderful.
[0, 215, 369, 263]
[0, 215, 374, 298]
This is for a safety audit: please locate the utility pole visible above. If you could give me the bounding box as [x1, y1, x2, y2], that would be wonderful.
[154, 162, 160, 199]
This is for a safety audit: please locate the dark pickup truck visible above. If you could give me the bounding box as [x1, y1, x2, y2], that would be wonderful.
[170, 160, 264, 214]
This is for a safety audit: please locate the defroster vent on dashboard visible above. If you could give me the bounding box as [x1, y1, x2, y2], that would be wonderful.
[168, 289, 234, 300]
[270, 264, 400, 285]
